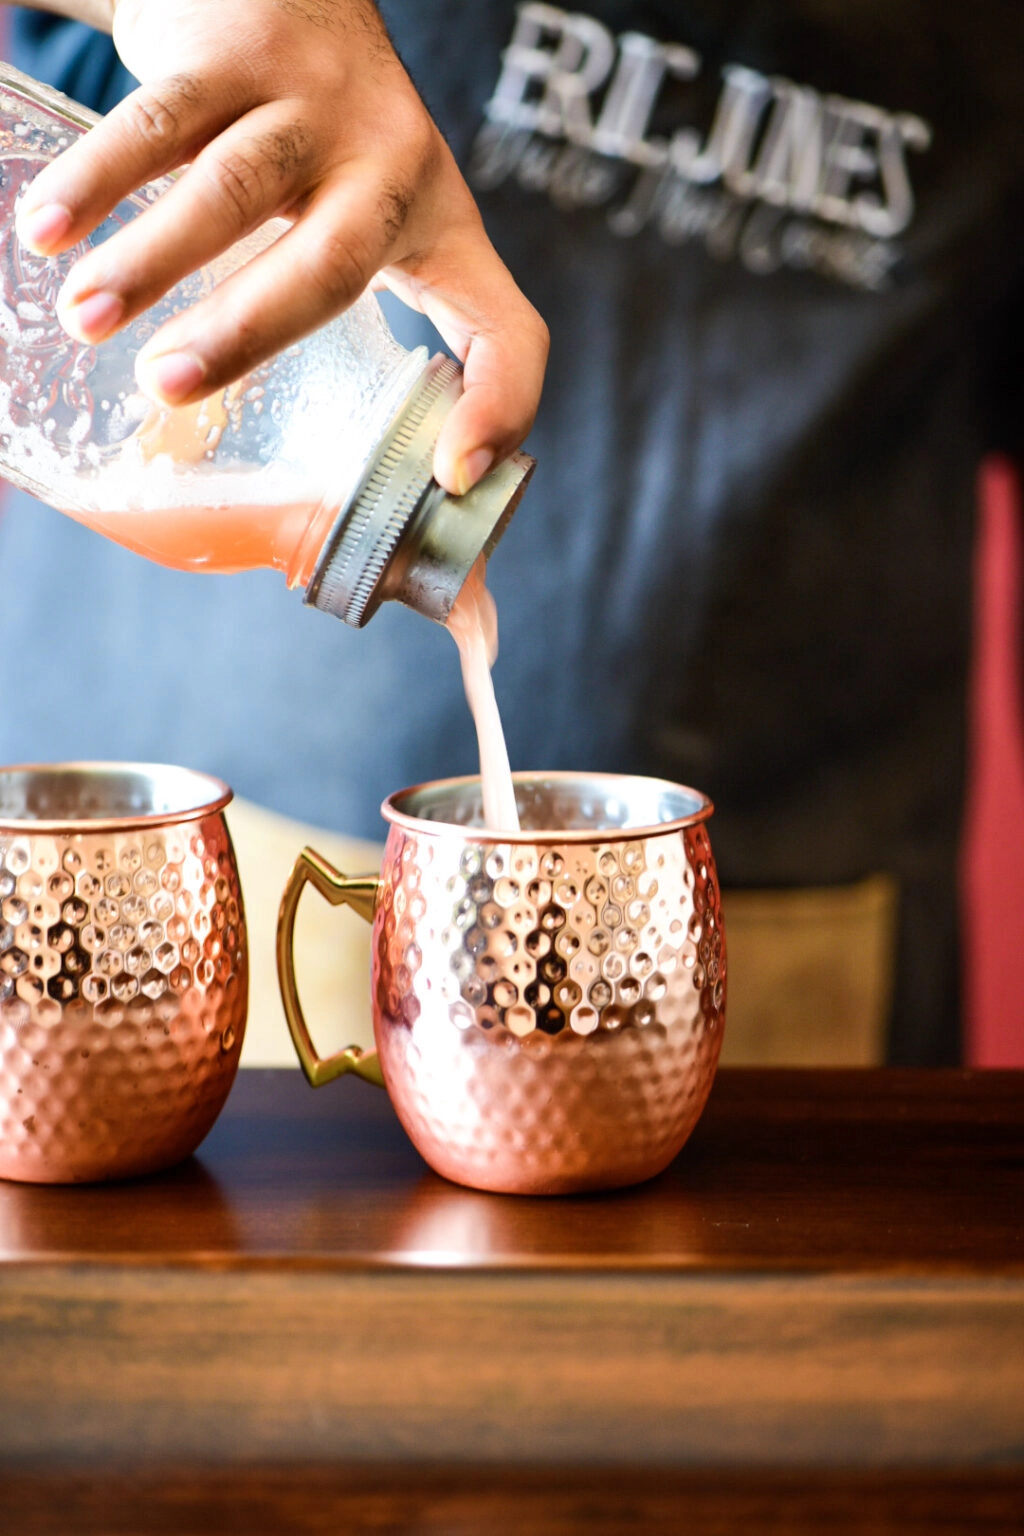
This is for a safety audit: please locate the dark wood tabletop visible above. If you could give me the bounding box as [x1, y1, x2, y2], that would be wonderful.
[2, 1067, 1023, 1535]
[2, 1066, 1022, 1273]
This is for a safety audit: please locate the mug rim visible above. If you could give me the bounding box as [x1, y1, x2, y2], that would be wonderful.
[381, 770, 714, 845]
[0, 762, 233, 833]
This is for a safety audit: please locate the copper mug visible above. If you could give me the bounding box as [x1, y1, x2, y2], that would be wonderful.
[278, 773, 725, 1195]
[0, 764, 247, 1183]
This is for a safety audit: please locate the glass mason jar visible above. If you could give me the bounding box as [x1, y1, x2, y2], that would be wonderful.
[0, 62, 533, 626]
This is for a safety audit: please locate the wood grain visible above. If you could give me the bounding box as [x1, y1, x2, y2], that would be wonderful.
[4, 1469, 1024, 1536]
[2, 1267, 1023, 1466]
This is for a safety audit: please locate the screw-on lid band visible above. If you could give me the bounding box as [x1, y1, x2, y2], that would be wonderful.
[305, 354, 462, 627]
[306, 354, 534, 628]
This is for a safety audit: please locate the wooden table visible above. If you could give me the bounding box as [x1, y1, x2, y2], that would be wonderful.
[1, 1068, 1022, 1533]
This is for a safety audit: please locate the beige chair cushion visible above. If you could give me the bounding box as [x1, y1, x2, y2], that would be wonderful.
[228, 798, 380, 1068]
[719, 876, 898, 1066]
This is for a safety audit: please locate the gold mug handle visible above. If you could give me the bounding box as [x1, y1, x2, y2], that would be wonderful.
[276, 846, 385, 1088]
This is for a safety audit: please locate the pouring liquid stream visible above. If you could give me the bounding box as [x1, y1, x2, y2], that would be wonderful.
[74, 502, 521, 833]
[42, 379, 520, 828]
[446, 556, 521, 835]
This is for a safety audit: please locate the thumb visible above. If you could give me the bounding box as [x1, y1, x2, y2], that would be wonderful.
[384, 239, 548, 496]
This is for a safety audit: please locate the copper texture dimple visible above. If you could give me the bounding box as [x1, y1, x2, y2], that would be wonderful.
[283, 773, 724, 1195]
[0, 764, 248, 1184]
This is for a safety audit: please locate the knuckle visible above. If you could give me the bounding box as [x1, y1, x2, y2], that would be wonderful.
[203, 146, 270, 227]
[404, 112, 444, 182]
[382, 93, 442, 179]
[197, 123, 314, 232]
[529, 308, 551, 359]
[260, 121, 315, 180]
[123, 73, 202, 153]
[377, 177, 414, 245]
[305, 226, 374, 305]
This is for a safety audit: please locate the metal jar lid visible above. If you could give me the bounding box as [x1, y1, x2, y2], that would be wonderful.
[305, 353, 534, 628]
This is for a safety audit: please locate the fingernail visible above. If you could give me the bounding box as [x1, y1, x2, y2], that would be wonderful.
[17, 201, 72, 252]
[135, 350, 206, 406]
[455, 447, 495, 496]
[59, 289, 124, 343]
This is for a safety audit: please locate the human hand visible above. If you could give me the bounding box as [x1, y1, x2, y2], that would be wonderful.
[15, 0, 548, 494]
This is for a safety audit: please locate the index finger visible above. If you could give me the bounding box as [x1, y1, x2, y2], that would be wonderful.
[16, 73, 248, 255]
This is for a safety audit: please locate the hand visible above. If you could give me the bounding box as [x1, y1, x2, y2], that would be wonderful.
[15, 0, 548, 494]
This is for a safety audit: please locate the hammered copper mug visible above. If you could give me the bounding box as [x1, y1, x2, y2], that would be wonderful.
[278, 772, 725, 1195]
[0, 764, 247, 1183]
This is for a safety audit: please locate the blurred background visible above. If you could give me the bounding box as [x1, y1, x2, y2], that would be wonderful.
[0, 6, 1020, 1070]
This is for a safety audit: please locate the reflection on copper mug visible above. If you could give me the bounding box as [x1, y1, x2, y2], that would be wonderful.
[279, 774, 725, 1196]
[0, 765, 248, 1184]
